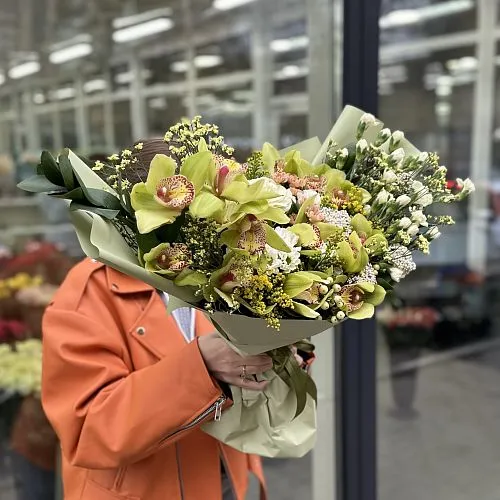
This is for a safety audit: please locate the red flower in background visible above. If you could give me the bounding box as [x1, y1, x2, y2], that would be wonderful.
[0, 319, 27, 343]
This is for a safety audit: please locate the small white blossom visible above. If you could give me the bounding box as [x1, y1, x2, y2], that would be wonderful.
[379, 128, 391, 139]
[383, 170, 398, 183]
[462, 178, 475, 194]
[392, 130, 405, 143]
[389, 148, 405, 166]
[407, 224, 419, 237]
[427, 226, 441, 240]
[376, 189, 391, 204]
[356, 139, 368, 152]
[396, 194, 412, 206]
[340, 148, 349, 157]
[399, 217, 412, 229]
[418, 152, 429, 163]
[411, 209, 428, 227]
[360, 113, 377, 126]
[416, 192, 433, 207]
[363, 204, 372, 215]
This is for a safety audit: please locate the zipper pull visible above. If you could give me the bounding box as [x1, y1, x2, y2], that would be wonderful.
[214, 396, 225, 422]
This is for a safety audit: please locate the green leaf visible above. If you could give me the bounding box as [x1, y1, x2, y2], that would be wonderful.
[84, 188, 122, 210]
[58, 149, 75, 190]
[189, 192, 225, 219]
[52, 187, 85, 201]
[262, 142, 280, 171]
[377, 277, 393, 291]
[292, 301, 321, 319]
[175, 269, 208, 287]
[146, 154, 177, 193]
[69, 202, 120, 220]
[264, 225, 291, 252]
[288, 223, 318, 246]
[40, 151, 64, 186]
[180, 151, 216, 193]
[17, 175, 65, 194]
[136, 231, 160, 256]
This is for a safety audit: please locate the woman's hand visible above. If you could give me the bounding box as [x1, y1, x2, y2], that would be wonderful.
[198, 334, 273, 391]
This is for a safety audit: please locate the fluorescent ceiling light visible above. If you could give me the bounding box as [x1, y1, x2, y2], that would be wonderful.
[213, 0, 255, 11]
[50, 87, 76, 100]
[33, 92, 45, 104]
[274, 64, 309, 80]
[113, 8, 172, 29]
[49, 42, 92, 64]
[380, 0, 473, 29]
[113, 18, 173, 43]
[8, 61, 40, 79]
[83, 78, 107, 93]
[447, 56, 477, 73]
[0, 73, 4, 86]
[271, 35, 309, 53]
[115, 69, 152, 85]
[171, 55, 223, 72]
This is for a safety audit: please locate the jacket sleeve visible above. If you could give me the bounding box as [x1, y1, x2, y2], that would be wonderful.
[42, 302, 225, 470]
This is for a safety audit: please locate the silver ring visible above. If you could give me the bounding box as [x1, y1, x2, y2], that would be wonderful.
[240, 365, 247, 379]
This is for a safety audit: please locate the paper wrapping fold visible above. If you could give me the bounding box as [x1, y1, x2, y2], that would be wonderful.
[202, 370, 317, 458]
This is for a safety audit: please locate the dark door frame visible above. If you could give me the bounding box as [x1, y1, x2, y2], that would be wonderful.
[337, 0, 382, 499]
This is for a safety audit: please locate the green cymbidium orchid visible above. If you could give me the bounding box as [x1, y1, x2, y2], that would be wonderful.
[131, 154, 196, 234]
[350, 213, 388, 256]
[336, 231, 369, 273]
[339, 282, 386, 320]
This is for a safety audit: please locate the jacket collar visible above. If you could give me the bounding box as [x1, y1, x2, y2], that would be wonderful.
[105, 266, 154, 295]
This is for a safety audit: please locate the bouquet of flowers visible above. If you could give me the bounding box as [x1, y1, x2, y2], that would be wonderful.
[18, 105, 474, 456]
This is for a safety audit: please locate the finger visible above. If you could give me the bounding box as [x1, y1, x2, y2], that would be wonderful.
[290, 345, 298, 355]
[240, 354, 272, 367]
[244, 362, 273, 375]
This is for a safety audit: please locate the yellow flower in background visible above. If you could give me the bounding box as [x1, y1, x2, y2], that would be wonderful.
[0, 339, 43, 396]
[0, 273, 44, 299]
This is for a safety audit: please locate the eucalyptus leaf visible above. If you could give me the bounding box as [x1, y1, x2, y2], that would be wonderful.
[17, 175, 66, 194]
[40, 150, 64, 186]
[58, 149, 75, 190]
[69, 202, 120, 220]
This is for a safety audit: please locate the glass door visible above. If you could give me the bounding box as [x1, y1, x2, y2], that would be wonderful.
[376, 1, 500, 499]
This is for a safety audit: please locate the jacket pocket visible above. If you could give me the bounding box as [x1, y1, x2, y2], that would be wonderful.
[80, 478, 140, 500]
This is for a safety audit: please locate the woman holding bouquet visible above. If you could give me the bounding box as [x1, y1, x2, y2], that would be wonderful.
[41, 141, 290, 500]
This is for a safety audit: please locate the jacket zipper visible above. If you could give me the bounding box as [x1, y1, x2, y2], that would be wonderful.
[159, 395, 226, 445]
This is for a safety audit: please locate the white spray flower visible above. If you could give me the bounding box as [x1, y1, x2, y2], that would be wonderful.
[389, 267, 405, 282]
[427, 226, 441, 240]
[392, 130, 405, 143]
[418, 152, 429, 163]
[296, 189, 321, 206]
[407, 224, 420, 237]
[360, 113, 377, 126]
[396, 194, 412, 206]
[265, 228, 301, 273]
[416, 192, 433, 207]
[383, 170, 398, 183]
[462, 178, 475, 194]
[376, 189, 391, 204]
[356, 139, 368, 152]
[389, 148, 405, 166]
[411, 209, 428, 227]
[399, 217, 412, 229]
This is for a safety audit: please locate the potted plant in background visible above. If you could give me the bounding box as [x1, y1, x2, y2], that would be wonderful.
[378, 304, 439, 419]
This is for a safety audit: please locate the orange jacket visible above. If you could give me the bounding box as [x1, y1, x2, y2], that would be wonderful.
[42, 259, 266, 500]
